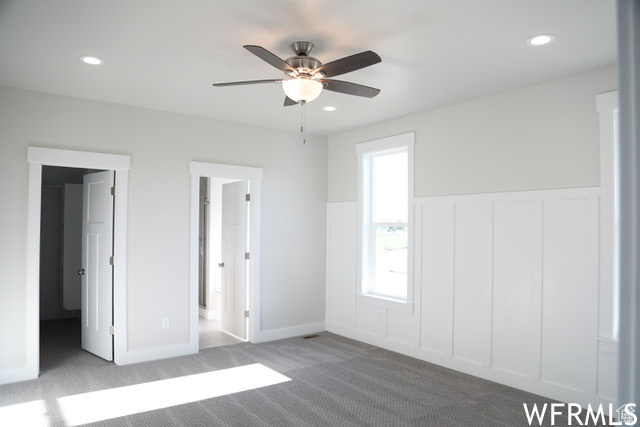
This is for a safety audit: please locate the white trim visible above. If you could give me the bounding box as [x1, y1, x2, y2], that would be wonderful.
[23, 162, 42, 381]
[0, 366, 39, 386]
[189, 162, 263, 181]
[356, 132, 415, 155]
[119, 343, 195, 365]
[27, 146, 130, 170]
[21, 147, 130, 383]
[356, 294, 414, 313]
[252, 322, 326, 343]
[112, 171, 129, 366]
[596, 90, 619, 113]
[189, 161, 263, 347]
[415, 186, 600, 205]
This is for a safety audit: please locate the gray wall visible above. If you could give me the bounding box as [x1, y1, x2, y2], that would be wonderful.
[328, 67, 618, 201]
[0, 85, 327, 370]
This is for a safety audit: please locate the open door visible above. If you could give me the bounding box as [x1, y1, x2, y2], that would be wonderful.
[80, 170, 114, 361]
[220, 180, 248, 340]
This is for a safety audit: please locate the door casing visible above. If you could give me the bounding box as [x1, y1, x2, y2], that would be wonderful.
[25, 147, 130, 381]
[189, 161, 263, 349]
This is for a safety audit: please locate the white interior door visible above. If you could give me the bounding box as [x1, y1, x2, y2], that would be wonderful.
[81, 170, 114, 361]
[221, 180, 248, 340]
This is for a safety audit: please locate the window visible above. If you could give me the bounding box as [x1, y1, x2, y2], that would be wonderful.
[357, 133, 414, 307]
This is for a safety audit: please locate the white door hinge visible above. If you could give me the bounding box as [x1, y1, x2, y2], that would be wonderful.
[109, 256, 114, 266]
[109, 325, 115, 335]
[244, 310, 250, 319]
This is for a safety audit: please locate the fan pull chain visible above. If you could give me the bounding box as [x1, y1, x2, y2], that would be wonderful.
[300, 101, 306, 144]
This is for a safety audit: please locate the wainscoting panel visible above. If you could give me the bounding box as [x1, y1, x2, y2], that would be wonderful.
[356, 303, 387, 337]
[326, 187, 613, 409]
[491, 199, 542, 379]
[452, 202, 493, 366]
[420, 203, 455, 356]
[540, 197, 599, 394]
[387, 308, 419, 347]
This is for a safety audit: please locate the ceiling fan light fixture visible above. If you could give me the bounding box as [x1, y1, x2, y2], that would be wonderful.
[282, 78, 323, 103]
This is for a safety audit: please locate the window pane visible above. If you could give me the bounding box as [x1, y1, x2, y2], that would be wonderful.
[371, 151, 407, 223]
[372, 226, 407, 299]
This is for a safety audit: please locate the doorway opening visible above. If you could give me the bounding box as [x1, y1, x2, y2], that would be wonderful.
[197, 176, 249, 349]
[39, 166, 113, 371]
[189, 162, 263, 352]
[25, 147, 130, 381]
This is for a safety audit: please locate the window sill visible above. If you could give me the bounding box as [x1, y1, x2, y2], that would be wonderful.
[357, 294, 414, 313]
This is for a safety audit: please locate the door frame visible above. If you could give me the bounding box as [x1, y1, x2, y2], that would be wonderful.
[189, 161, 263, 349]
[26, 147, 130, 379]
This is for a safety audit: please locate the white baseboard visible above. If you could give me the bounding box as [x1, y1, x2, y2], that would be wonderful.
[253, 322, 325, 343]
[116, 342, 197, 366]
[0, 365, 38, 385]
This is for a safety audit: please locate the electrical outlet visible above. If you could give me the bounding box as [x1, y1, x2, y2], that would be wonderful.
[162, 318, 170, 329]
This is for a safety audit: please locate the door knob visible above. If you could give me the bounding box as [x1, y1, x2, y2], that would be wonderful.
[77, 268, 85, 276]
[218, 263, 224, 268]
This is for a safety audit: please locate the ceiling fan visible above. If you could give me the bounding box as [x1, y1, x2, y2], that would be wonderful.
[212, 41, 382, 106]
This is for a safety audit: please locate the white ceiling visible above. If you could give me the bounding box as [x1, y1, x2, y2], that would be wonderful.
[0, 0, 617, 136]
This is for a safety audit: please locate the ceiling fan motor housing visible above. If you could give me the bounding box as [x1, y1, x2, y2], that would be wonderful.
[285, 56, 322, 75]
[286, 41, 323, 77]
[291, 41, 314, 56]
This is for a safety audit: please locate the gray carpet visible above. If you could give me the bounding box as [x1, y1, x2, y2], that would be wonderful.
[0, 319, 605, 426]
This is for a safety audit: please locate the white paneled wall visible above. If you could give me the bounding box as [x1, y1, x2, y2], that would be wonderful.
[326, 188, 616, 408]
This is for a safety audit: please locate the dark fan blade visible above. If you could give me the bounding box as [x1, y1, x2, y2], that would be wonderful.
[212, 79, 282, 87]
[321, 79, 381, 98]
[314, 50, 381, 78]
[243, 45, 296, 73]
[283, 96, 297, 106]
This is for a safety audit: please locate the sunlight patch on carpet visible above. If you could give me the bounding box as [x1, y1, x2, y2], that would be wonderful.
[57, 363, 290, 426]
[0, 400, 50, 427]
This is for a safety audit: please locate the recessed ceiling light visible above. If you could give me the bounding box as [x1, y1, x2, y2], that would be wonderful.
[323, 106, 337, 112]
[526, 34, 556, 47]
[79, 55, 104, 65]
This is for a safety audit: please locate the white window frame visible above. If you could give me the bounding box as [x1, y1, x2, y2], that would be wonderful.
[356, 132, 415, 312]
